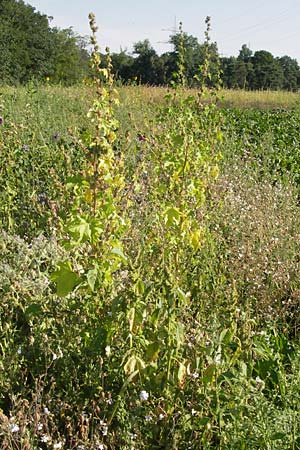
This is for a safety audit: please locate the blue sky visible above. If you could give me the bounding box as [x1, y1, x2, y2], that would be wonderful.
[28, 0, 300, 59]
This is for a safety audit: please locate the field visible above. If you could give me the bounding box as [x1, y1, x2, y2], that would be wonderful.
[1, 82, 300, 450]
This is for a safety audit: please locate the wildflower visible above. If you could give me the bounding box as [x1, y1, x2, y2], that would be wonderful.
[53, 443, 62, 449]
[145, 415, 152, 422]
[21, 144, 30, 151]
[191, 408, 197, 416]
[158, 413, 164, 421]
[37, 422, 43, 430]
[97, 445, 105, 450]
[44, 407, 50, 415]
[255, 376, 263, 385]
[215, 353, 222, 365]
[139, 390, 149, 401]
[41, 435, 50, 443]
[102, 426, 108, 436]
[9, 423, 19, 433]
[137, 133, 146, 143]
[52, 349, 63, 360]
[130, 433, 137, 440]
[0, 117, 3, 125]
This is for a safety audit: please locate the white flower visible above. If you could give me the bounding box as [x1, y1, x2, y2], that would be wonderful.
[145, 415, 152, 422]
[130, 433, 137, 440]
[215, 353, 222, 365]
[37, 422, 43, 430]
[158, 413, 164, 421]
[53, 443, 62, 449]
[105, 345, 111, 357]
[102, 426, 108, 436]
[9, 423, 20, 433]
[52, 349, 63, 360]
[41, 435, 50, 443]
[191, 408, 197, 416]
[139, 390, 149, 401]
[44, 407, 50, 415]
[97, 445, 105, 450]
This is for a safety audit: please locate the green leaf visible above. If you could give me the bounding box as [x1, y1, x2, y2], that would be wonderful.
[190, 228, 204, 251]
[133, 278, 145, 296]
[164, 206, 181, 227]
[110, 247, 127, 262]
[172, 134, 184, 146]
[146, 342, 160, 362]
[124, 355, 145, 375]
[25, 303, 43, 318]
[203, 364, 216, 384]
[176, 288, 189, 305]
[68, 217, 91, 243]
[87, 266, 98, 291]
[219, 328, 233, 345]
[128, 307, 135, 333]
[270, 433, 286, 441]
[177, 362, 186, 386]
[52, 261, 79, 297]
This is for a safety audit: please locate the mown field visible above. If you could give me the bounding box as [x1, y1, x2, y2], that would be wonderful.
[1, 83, 300, 450]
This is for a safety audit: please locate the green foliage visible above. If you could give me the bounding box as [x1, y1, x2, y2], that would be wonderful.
[0, 0, 89, 85]
[2, 13, 300, 450]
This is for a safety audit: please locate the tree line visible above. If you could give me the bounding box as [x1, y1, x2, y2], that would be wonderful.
[111, 39, 300, 91]
[1, 0, 300, 90]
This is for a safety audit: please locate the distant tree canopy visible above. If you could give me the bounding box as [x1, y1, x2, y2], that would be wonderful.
[0, 0, 300, 90]
[0, 0, 90, 84]
[111, 38, 300, 91]
[110, 34, 300, 91]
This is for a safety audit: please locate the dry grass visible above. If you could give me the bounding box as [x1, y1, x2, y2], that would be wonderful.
[119, 85, 300, 110]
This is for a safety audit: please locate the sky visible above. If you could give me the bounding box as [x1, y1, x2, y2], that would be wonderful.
[28, 0, 300, 60]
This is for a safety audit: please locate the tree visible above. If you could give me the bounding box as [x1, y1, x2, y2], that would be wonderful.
[48, 28, 90, 84]
[278, 55, 300, 91]
[221, 56, 237, 89]
[238, 44, 252, 63]
[0, 0, 90, 84]
[131, 39, 161, 84]
[251, 50, 284, 90]
[111, 50, 134, 82]
[0, 0, 52, 83]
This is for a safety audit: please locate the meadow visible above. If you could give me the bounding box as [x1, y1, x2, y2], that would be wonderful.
[1, 63, 300, 449]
